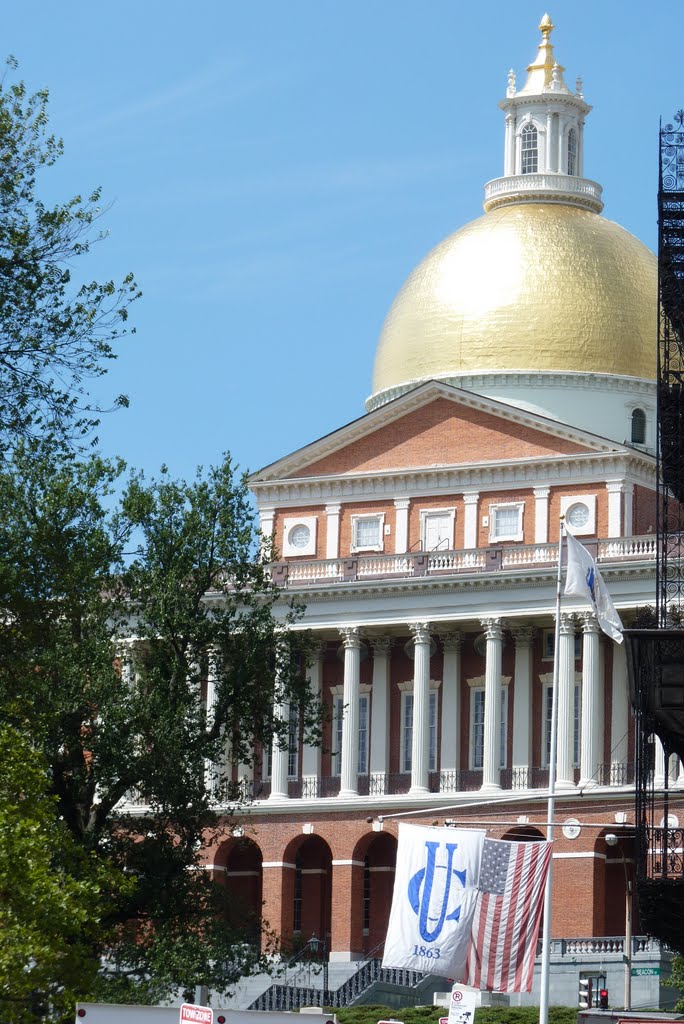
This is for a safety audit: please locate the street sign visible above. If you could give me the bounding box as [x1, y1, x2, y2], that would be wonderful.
[448, 984, 477, 1024]
[180, 1005, 213, 1024]
[631, 967, 661, 976]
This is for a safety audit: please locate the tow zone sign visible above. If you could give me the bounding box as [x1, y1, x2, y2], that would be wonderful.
[180, 1006, 213, 1024]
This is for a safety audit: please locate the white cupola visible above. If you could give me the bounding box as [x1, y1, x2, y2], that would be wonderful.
[483, 13, 603, 214]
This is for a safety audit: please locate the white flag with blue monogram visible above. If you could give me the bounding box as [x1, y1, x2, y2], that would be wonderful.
[564, 530, 624, 643]
[382, 823, 485, 978]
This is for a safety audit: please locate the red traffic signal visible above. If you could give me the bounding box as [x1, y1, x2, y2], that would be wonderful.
[599, 989, 609, 1009]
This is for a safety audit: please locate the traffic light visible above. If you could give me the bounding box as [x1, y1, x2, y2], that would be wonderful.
[579, 977, 593, 1009]
[599, 988, 609, 1010]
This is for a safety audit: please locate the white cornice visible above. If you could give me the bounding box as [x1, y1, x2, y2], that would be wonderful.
[367, 371, 655, 414]
[251, 451, 655, 508]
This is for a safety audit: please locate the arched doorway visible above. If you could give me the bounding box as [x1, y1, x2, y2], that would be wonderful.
[223, 837, 263, 943]
[352, 831, 397, 955]
[289, 835, 333, 947]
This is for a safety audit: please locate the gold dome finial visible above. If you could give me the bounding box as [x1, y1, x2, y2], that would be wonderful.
[518, 12, 567, 94]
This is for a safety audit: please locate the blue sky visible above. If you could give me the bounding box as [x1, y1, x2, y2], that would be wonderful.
[4, 1, 680, 483]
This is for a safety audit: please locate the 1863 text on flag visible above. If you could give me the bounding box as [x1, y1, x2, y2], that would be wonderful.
[465, 837, 552, 993]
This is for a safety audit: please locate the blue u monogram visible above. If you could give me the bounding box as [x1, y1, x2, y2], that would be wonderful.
[408, 841, 467, 942]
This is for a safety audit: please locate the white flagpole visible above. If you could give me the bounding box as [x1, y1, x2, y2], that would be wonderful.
[539, 518, 565, 1024]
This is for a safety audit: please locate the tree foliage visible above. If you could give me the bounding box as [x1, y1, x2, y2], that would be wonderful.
[0, 721, 131, 1023]
[0, 58, 139, 451]
[0, 445, 316, 1014]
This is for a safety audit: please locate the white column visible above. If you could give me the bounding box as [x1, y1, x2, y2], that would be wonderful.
[339, 627, 361, 798]
[301, 643, 323, 798]
[534, 488, 550, 544]
[501, 115, 511, 174]
[394, 498, 410, 554]
[623, 484, 634, 537]
[610, 640, 629, 784]
[577, 120, 585, 176]
[545, 112, 554, 172]
[410, 622, 431, 795]
[463, 492, 479, 549]
[269, 698, 290, 802]
[654, 737, 667, 789]
[556, 613, 577, 789]
[579, 614, 602, 789]
[259, 506, 275, 553]
[369, 637, 392, 793]
[606, 480, 624, 538]
[481, 618, 504, 792]
[325, 505, 341, 559]
[511, 625, 534, 790]
[204, 651, 219, 796]
[440, 631, 462, 792]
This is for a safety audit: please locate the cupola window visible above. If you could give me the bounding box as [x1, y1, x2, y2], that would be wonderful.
[631, 407, 646, 444]
[521, 123, 538, 174]
[567, 128, 577, 175]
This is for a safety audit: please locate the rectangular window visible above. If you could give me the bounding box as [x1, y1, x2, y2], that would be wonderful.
[333, 694, 369, 775]
[542, 629, 582, 661]
[470, 687, 508, 769]
[359, 694, 369, 776]
[287, 705, 299, 779]
[351, 514, 384, 553]
[401, 690, 438, 773]
[401, 692, 413, 773]
[543, 683, 581, 767]
[429, 690, 438, 772]
[490, 503, 524, 542]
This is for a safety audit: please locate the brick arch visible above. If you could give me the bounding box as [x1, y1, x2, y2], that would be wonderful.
[285, 835, 333, 949]
[500, 825, 546, 842]
[350, 831, 397, 955]
[597, 828, 638, 939]
[216, 836, 264, 942]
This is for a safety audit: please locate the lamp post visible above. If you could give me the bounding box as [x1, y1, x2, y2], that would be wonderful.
[606, 833, 632, 1011]
[309, 933, 329, 1002]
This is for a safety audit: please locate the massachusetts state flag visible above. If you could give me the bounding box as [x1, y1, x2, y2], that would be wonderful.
[564, 530, 624, 643]
[465, 837, 552, 993]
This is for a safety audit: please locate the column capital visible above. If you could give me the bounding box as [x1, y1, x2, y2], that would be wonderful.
[581, 612, 600, 634]
[325, 503, 341, 515]
[533, 487, 550, 499]
[558, 612, 577, 635]
[463, 491, 480, 505]
[370, 635, 393, 655]
[410, 621, 431, 644]
[439, 630, 463, 652]
[394, 497, 411, 510]
[339, 626, 363, 649]
[480, 617, 505, 642]
[511, 624, 535, 647]
[308, 639, 325, 659]
[605, 478, 626, 493]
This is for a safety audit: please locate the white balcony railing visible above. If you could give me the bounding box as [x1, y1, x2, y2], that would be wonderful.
[274, 534, 656, 587]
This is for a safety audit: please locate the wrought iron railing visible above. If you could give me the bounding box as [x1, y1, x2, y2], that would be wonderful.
[249, 940, 426, 1011]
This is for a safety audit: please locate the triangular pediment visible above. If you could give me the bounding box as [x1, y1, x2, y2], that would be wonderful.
[250, 381, 635, 485]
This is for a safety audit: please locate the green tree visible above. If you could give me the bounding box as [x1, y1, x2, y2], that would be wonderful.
[0, 721, 131, 1023]
[0, 444, 316, 1013]
[0, 59, 139, 452]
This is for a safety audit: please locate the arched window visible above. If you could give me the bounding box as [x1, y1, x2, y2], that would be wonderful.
[631, 407, 646, 444]
[521, 123, 538, 174]
[567, 127, 577, 176]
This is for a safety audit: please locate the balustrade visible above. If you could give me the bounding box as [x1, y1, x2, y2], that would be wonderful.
[271, 535, 656, 588]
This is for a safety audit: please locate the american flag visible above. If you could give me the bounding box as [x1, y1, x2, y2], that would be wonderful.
[465, 837, 552, 993]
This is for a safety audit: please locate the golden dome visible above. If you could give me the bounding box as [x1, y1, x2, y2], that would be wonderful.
[371, 203, 657, 402]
